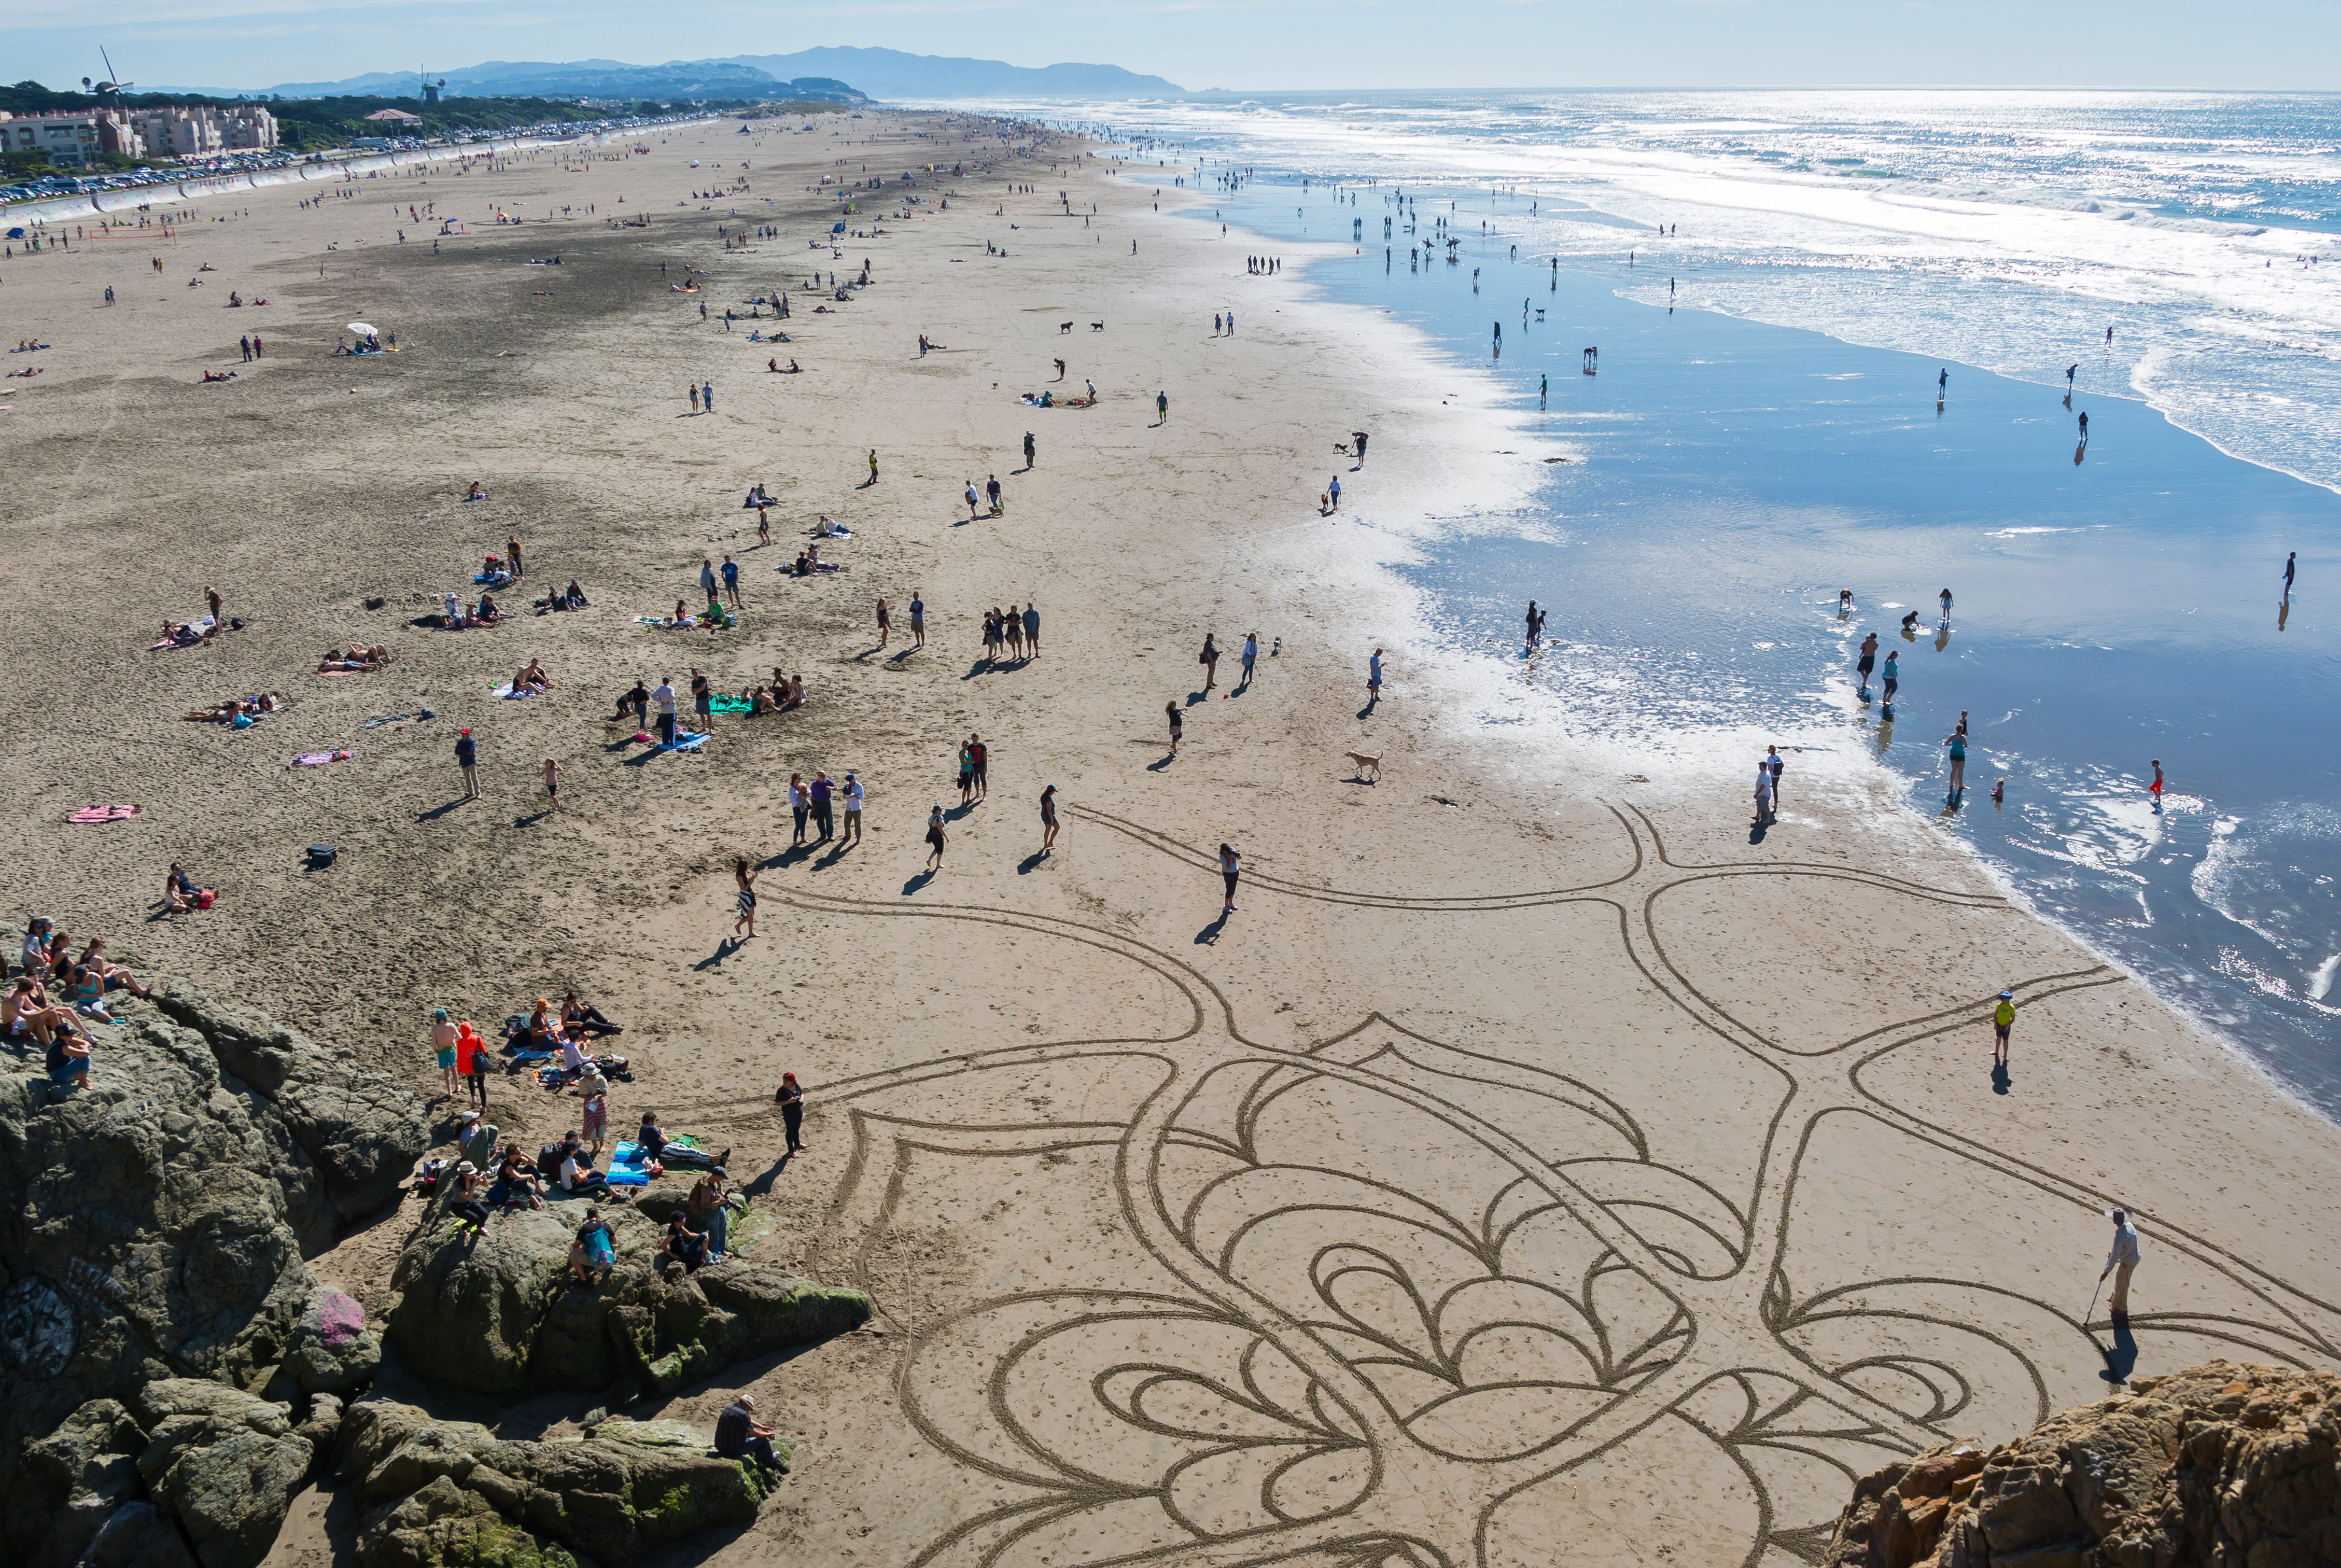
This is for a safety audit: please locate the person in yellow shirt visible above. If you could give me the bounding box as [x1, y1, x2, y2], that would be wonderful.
[1993, 989, 2016, 1066]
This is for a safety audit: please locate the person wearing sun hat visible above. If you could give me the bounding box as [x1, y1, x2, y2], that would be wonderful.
[1992, 989, 2016, 1067]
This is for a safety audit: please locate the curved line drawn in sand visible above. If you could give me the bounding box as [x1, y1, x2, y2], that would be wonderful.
[691, 803, 2340, 1567]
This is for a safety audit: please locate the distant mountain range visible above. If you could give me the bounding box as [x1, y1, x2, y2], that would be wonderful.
[230, 48, 1182, 103]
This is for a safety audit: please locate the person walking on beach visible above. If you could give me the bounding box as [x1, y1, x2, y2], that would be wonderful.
[205, 585, 223, 623]
[867, 449, 880, 485]
[1218, 843, 1241, 914]
[1992, 988, 2015, 1066]
[964, 479, 982, 521]
[2078, 411, 2089, 440]
[540, 757, 562, 813]
[924, 806, 948, 871]
[1328, 474, 1341, 511]
[987, 474, 1003, 516]
[1938, 587, 1954, 622]
[1938, 367, 1948, 394]
[1040, 784, 1059, 852]
[1156, 390, 1169, 423]
[1943, 726, 1968, 799]
[2066, 363, 2078, 393]
[1239, 632, 1259, 689]
[702, 381, 714, 415]
[733, 858, 758, 939]
[1525, 601, 1543, 649]
[1367, 648, 1384, 707]
[1766, 745, 1785, 806]
[842, 772, 864, 843]
[969, 736, 989, 802]
[1200, 633, 1220, 693]
[456, 728, 480, 800]
[1857, 631, 1878, 694]
[2150, 759, 2165, 814]
[690, 384, 700, 413]
[1023, 431, 1036, 469]
[2283, 551, 2296, 595]
[2101, 1207, 2142, 1321]
[1166, 699, 1184, 758]
[909, 591, 926, 650]
[1881, 649, 1899, 704]
[433, 1009, 460, 1097]
[1753, 755, 1775, 824]
[876, 596, 891, 648]
[788, 774, 810, 846]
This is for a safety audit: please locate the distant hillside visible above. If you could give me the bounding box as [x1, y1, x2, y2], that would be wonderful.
[251, 60, 868, 103]
[724, 48, 1183, 99]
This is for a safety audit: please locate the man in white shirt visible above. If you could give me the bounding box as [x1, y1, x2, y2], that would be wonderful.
[651, 676, 677, 747]
[2102, 1208, 2142, 1320]
[842, 772, 865, 843]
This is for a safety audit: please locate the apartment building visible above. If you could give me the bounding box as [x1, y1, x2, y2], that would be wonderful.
[0, 103, 277, 164]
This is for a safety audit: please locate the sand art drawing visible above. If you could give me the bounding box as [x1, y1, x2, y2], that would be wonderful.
[647, 804, 2341, 1566]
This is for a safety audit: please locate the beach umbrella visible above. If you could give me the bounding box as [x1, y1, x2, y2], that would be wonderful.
[347, 323, 376, 335]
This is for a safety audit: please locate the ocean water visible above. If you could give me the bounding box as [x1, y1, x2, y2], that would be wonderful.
[988, 91, 2341, 1113]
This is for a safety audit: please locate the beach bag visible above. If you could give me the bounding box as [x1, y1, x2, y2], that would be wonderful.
[194, 889, 217, 909]
[307, 844, 337, 867]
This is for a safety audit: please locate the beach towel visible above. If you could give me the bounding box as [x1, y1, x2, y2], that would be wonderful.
[708, 695, 751, 713]
[360, 713, 413, 729]
[474, 572, 511, 585]
[811, 524, 852, 538]
[508, 1047, 553, 1064]
[290, 752, 341, 767]
[665, 731, 710, 752]
[492, 682, 541, 699]
[68, 804, 140, 823]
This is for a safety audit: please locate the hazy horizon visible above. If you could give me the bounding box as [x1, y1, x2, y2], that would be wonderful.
[5, 0, 2338, 104]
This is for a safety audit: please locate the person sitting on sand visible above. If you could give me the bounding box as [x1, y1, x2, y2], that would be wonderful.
[67, 964, 112, 1021]
[786, 674, 807, 710]
[817, 515, 845, 537]
[768, 357, 780, 372]
[787, 359, 801, 373]
[19, 917, 54, 972]
[514, 659, 551, 693]
[527, 997, 559, 1047]
[562, 991, 622, 1038]
[466, 481, 487, 501]
[750, 685, 775, 716]
[445, 1163, 493, 1229]
[201, 370, 237, 383]
[559, 578, 588, 610]
[476, 593, 502, 624]
[673, 598, 691, 626]
[164, 862, 200, 913]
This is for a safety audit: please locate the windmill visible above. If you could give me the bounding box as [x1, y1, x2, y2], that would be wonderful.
[88, 47, 134, 105]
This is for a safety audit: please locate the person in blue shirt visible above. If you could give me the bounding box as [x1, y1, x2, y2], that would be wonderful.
[456, 729, 479, 800]
[720, 555, 741, 609]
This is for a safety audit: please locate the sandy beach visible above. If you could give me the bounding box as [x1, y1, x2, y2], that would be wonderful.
[7, 110, 2341, 1566]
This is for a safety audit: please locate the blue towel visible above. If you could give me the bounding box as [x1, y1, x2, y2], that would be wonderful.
[509, 1048, 552, 1063]
[605, 1166, 651, 1186]
[665, 732, 710, 752]
[611, 1141, 649, 1165]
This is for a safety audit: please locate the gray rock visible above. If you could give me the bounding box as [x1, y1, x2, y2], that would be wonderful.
[355, 1474, 584, 1568]
[0, 928, 428, 1568]
[296, 1391, 344, 1461]
[133, 1379, 313, 1568]
[342, 1399, 768, 1562]
[83, 1500, 203, 1568]
[151, 977, 429, 1224]
[386, 1206, 870, 1396]
[13, 1397, 152, 1568]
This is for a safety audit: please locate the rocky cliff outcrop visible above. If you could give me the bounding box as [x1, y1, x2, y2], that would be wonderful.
[0, 936, 426, 1568]
[1821, 1359, 2341, 1567]
[387, 1203, 871, 1397]
[337, 1398, 778, 1567]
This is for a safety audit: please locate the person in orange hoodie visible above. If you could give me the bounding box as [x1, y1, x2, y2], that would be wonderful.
[456, 1020, 489, 1109]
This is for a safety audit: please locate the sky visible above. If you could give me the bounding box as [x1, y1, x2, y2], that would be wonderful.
[7, 0, 2340, 99]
